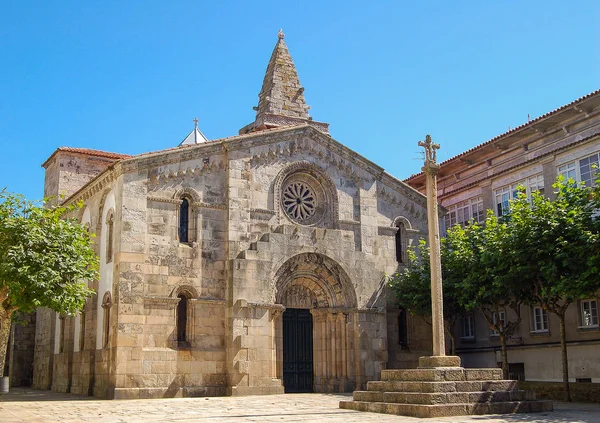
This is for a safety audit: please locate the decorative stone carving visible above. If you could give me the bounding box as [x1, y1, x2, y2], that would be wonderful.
[280, 284, 318, 309]
[274, 161, 337, 227]
[282, 181, 316, 223]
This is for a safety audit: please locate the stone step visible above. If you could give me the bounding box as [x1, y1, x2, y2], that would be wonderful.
[238, 250, 257, 259]
[239, 243, 273, 259]
[339, 400, 553, 418]
[366, 379, 519, 393]
[353, 389, 536, 405]
[380, 368, 502, 382]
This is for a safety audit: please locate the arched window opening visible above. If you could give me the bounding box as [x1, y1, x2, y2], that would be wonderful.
[101, 291, 112, 349]
[79, 311, 86, 351]
[59, 315, 66, 353]
[179, 198, 189, 243]
[106, 212, 114, 263]
[395, 223, 405, 263]
[398, 308, 408, 349]
[177, 294, 188, 346]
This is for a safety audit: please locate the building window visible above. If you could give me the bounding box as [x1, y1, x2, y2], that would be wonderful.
[558, 161, 577, 182]
[398, 308, 408, 348]
[580, 299, 598, 327]
[558, 153, 599, 187]
[508, 363, 525, 381]
[177, 294, 189, 346]
[395, 223, 404, 263]
[106, 212, 114, 263]
[532, 306, 548, 332]
[494, 175, 544, 216]
[101, 291, 112, 348]
[179, 198, 190, 243]
[444, 197, 484, 229]
[461, 314, 475, 339]
[490, 310, 506, 337]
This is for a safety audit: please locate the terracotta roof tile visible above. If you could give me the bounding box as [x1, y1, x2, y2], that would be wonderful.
[42, 147, 132, 168]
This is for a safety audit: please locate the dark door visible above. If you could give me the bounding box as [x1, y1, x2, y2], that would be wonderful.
[283, 308, 313, 393]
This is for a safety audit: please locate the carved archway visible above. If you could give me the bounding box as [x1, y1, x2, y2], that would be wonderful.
[273, 253, 357, 393]
[274, 253, 357, 309]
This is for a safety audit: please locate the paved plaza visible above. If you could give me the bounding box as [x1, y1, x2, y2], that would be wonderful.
[1, 389, 600, 423]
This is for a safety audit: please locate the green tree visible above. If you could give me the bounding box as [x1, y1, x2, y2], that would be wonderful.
[0, 190, 97, 380]
[505, 176, 600, 401]
[449, 216, 533, 379]
[388, 238, 466, 354]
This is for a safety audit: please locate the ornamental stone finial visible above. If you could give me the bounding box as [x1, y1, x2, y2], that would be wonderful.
[278, 28, 285, 39]
[418, 134, 440, 164]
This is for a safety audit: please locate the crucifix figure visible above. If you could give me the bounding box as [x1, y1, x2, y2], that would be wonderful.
[418, 134, 440, 164]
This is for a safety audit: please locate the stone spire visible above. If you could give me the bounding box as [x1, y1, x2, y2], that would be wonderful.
[255, 29, 310, 120]
[239, 30, 329, 135]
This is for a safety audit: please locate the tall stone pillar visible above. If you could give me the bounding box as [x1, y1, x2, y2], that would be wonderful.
[417, 135, 460, 368]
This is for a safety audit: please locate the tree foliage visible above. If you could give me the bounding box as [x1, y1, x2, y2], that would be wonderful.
[450, 214, 532, 379]
[503, 176, 600, 400]
[388, 173, 600, 395]
[0, 190, 98, 378]
[388, 238, 467, 354]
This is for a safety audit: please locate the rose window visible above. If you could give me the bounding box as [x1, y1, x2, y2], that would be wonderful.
[282, 182, 316, 222]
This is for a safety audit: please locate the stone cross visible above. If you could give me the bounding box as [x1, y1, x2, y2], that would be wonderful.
[420, 135, 446, 358]
[418, 134, 440, 164]
[193, 117, 199, 129]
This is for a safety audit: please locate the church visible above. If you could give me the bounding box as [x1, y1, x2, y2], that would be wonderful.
[30, 31, 433, 398]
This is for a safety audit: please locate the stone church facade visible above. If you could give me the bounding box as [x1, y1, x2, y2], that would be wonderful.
[30, 32, 433, 399]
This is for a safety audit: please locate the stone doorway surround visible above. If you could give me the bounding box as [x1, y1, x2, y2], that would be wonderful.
[274, 253, 360, 393]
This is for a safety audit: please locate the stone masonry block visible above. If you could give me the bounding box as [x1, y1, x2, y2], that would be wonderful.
[464, 368, 503, 381]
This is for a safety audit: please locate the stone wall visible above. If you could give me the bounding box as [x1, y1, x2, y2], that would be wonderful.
[8, 313, 36, 387]
[519, 381, 600, 403]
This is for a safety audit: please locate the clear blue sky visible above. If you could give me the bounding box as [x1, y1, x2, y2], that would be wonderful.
[1, 1, 598, 200]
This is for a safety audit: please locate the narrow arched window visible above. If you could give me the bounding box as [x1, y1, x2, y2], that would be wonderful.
[79, 310, 86, 351]
[101, 292, 112, 349]
[398, 308, 408, 348]
[395, 223, 405, 263]
[59, 315, 66, 353]
[179, 198, 189, 243]
[106, 212, 114, 263]
[177, 294, 188, 346]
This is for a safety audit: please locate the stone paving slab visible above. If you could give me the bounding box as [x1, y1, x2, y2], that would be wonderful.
[1, 388, 600, 422]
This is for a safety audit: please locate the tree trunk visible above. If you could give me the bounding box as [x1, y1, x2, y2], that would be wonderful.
[0, 312, 12, 377]
[558, 313, 571, 402]
[444, 323, 456, 355]
[499, 333, 509, 379]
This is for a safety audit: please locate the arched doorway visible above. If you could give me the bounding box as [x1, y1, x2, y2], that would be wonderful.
[274, 253, 357, 393]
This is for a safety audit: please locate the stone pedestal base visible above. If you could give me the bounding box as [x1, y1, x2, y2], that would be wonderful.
[418, 355, 461, 368]
[339, 365, 553, 418]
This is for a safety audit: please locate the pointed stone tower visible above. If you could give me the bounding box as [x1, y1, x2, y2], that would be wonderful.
[239, 30, 329, 134]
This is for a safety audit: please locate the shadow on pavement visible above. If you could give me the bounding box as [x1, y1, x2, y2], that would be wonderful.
[0, 388, 92, 402]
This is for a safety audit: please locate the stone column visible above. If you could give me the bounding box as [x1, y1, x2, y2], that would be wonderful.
[270, 308, 284, 379]
[418, 135, 460, 368]
[311, 309, 326, 391]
